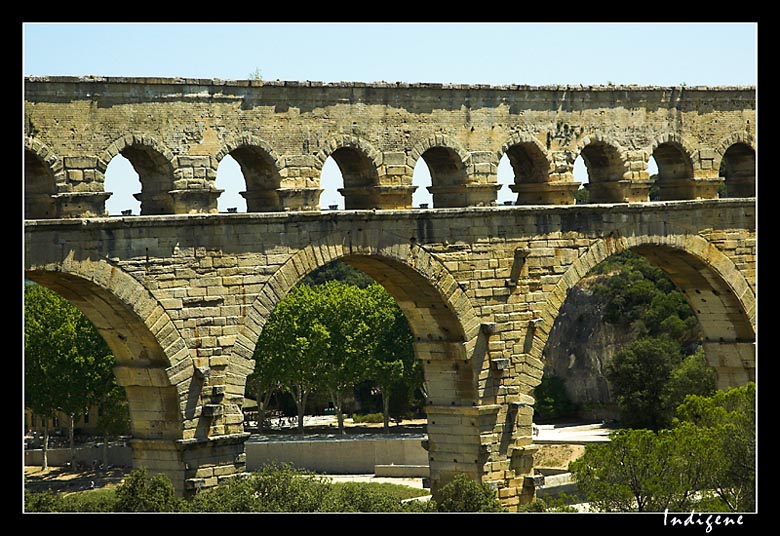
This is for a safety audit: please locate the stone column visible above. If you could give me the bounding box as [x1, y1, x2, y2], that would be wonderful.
[53, 192, 112, 218]
[510, 181, 581, 205]
[169, 189, 222, 214]
[702, 340, 756, 390]
[656, 177, 723, 200]
[129, 433, 249, 498]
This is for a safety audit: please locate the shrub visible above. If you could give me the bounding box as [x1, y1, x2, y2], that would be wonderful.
[25, 489, 64, 512]
[319, 482, 407, 512]
[351, 412, 384, 423]
[434, 474, 504, 512]
[113, 468, 182, 512]
[533, 375, 579, 423]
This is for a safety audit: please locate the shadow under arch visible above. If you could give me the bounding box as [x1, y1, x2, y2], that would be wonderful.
[535, 232, 755, 392]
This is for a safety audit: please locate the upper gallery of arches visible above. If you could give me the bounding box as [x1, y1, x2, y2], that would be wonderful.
[24, 78, 756, 218]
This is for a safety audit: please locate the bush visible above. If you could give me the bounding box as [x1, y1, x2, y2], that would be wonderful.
[25, 489, 64, 512]
[319, 482, 408, 512]
[433, 474, 504, 512]
[113, 468, 182, 512]
[189, 463, 331, 512]
[352, 412, 384, 423]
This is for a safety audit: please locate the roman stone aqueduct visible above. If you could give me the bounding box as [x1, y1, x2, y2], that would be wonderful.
[24, 76, 756, 509]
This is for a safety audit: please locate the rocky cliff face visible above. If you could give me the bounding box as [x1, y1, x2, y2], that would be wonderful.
[542, 274, 631, 420]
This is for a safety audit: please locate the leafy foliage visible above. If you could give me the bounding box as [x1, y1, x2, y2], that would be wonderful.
[533, 375, 579, 423]
[250, 277, 420, 432]
[570, 384, 756, 512]
[433, 473, 505, 512]
[113, 468, 182, 512]
[24, 282, 119, 421]
[674, 383, 755, 511]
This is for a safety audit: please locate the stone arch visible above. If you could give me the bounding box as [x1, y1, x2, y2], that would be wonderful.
[100, 134, 177, 215]
[536, 232, 755, 391]
[575, 134, 630, 203]
[216, 135, 284, 212]
[498, 132, 553, 185]
[234, 230, 482, 402]
[23, 258, 207, 493]
[649, 133, 696, 181]
[314, 135, 383, 209]
[409, 133, 471, 173]
[25, 260, 194, 438]
[24, 137, 64, 219]
[409, 135, 473, 207]
[716, 133, 756, 198]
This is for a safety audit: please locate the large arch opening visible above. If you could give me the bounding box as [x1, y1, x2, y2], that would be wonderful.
[241, 242, 485, 491]
[24, 270, 183, 443]
[537, 240, 754, 430]
[324, 147, 380, 210]
[24, 149, 57, 219]
[216, 154, 247, 213]
[225, 146, 281, 212]
[411, 157, 433, 209]
[651, 141, 695, 201]
[319, 156, 345, 210]
[577, 141, 625, 203]
[499, 142, 550, 205]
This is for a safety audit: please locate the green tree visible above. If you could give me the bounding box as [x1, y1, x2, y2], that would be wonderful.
[252, 284, 329, 434]
[24, 282, 119, 469]
[94, 386, 131, 468]
[363, 284, 418, 432]
[675, 383, 755, 511]
[300, 260, 375, 288]
[570, 428, 676, 512]
[434, 473, 505, 512]
[317, 281, 376, 433]
[606, 336, 682, 429]
[113, 468, 181, 512]
[533, 375, 579, 423]
[569, 385, 756, 513]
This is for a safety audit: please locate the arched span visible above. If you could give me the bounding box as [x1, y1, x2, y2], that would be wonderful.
[648, 132, 697, 158]
[408, 134, 471, 170]
[534, 232, 755, 389]
[24, 138, 63, 219]
[498, 132, 553, 184]
[314, 134, 384, 173]
[100, 134, 178, 215]
[24, 136, 66, 182]
[216, 134, 282, 167]
[234, 230, 484, 406]
[216, 135, 284, 211]
[25, 259, 193, 441]
[99, 133, 177, 175]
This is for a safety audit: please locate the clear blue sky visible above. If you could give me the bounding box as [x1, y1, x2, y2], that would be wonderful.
[23, 22, 758, 213]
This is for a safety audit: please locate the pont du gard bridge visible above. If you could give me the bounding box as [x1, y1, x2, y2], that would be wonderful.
[23, 76, 756, 509]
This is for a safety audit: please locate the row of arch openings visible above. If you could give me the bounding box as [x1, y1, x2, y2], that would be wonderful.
[24, 141, 755, 218]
